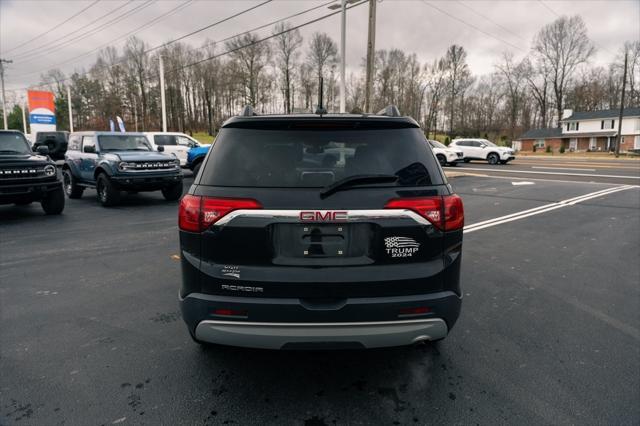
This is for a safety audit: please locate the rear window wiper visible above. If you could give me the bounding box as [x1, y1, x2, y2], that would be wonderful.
[319, 174, 398, 199]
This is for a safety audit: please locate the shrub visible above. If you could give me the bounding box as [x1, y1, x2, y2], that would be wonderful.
[545, 145, 552, 153]
[444, 136, 450, 145]
[559, 145, 565, 153]
[532, 145, 537, 152]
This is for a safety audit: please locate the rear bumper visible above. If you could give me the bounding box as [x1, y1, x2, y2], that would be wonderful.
[194, 318, 448, 349]
[181, 290, 461, 349]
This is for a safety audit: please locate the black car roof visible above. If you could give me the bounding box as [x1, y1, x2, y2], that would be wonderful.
[221, 114, 420, 129]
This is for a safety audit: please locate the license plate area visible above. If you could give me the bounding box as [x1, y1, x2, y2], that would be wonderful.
[272, 223, 374, 266]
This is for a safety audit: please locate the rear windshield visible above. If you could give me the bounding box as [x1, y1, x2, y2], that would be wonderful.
[199, 128, 443, 187]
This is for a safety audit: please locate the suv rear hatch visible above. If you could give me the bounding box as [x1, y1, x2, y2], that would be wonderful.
[179, 118, 462, 299]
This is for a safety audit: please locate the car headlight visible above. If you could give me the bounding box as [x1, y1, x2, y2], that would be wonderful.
[44, 165, 56, 176]
[118, 161, 135, 171]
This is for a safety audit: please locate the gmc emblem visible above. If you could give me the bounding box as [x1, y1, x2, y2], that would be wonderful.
[299, 211, 348, 222]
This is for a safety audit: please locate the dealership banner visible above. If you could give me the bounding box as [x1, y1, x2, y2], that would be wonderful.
[27, 90, 56, 134]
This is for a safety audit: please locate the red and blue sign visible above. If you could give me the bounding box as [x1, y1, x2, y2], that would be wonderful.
[28, 90, 56, 132]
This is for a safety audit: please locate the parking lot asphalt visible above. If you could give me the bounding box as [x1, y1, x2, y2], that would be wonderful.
[455, 155, 640, 185]
[1, 173, 639, 425]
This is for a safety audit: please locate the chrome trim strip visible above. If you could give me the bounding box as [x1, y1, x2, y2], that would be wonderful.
[199, 318, 441, 327]
[214, 209, 431, 226]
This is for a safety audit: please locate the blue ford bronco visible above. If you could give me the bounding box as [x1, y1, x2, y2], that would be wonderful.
[62, 132, 183, 207]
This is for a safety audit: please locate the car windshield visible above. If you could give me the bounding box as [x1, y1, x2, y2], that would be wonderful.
[0, 132, 31, 155]
[429, 140, 447, 149]
[98, 135, 151, 151]
[200, 127, 443, 188]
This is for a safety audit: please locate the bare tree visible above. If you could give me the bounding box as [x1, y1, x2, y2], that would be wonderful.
[307, 32, 338, 82]
[444, 44, 470, 137]
[532, 15, 595, 124]
[273, 22, 302, 114]
[225, 32, 271, 107]
[496, 52, 526, 140]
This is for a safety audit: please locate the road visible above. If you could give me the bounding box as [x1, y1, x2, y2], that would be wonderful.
[455, 155, 640, 185]
[1, 172, 639, 425]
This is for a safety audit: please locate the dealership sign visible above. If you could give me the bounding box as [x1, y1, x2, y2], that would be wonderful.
[27, 90, 56, 133]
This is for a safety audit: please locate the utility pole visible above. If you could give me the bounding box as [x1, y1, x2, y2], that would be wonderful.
[364, 0, 377, 113]
[339, 0, 346, 113]
[0, 58, 13, 130]
[67, 85, 74, 132]
[159, 55, 167, 132]
[615, 51, 628, 158]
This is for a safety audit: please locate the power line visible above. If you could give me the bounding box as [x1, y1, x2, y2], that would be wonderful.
[455, 1, 528, 43]
[421, 0, 526, 52]
[2, 0, 102, 55]
[537, 0, 560, 17]
[13, 0, 155, 63]
[10, 0, 195, 81]
[164, 0, 367, 76]
[145, 0, 274, 54]
[6, 0, 280, 91]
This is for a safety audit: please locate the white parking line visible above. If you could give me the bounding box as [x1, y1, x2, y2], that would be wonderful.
[464, 185, 637, 234]
[459, 167, 640, 180]
[532, 166, 596, 171]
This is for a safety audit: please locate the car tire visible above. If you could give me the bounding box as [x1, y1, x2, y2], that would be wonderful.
[463, 159, 471, 163]
[192, 161, 202, 178]
[448, 162, 458, 167]
[500, 160, 509, 165]
[162, 182, 183, 201]
[96, 173, 120, 207]
[436, 154, 447, 167]
[63, 169, 84, 199]
[487, 153, 499, 165]
[41, 187, 65, 215]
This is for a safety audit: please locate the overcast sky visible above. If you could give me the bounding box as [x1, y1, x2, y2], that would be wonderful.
[0, 0, 638, 97]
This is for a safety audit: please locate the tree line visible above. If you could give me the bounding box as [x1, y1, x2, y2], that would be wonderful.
[5, 14, 639, 143]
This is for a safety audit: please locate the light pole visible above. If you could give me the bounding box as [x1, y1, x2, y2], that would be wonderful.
[329, 0, 358, 113]
[159, 55, 167, 132]
[0, 58, 13, 130]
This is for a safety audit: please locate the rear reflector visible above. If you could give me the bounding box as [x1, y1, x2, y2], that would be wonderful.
[213, 308, 248, 317]
[384, 195, 464, 231]
[399, 306, 431, 316]
[179, 195, 262, 232]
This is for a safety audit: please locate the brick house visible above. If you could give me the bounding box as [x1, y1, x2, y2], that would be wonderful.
[514, 107, 640, 152]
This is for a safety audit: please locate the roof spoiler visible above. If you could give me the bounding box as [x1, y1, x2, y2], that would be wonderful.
[376, 105, 401, 117]
[241, 105, 258, 117]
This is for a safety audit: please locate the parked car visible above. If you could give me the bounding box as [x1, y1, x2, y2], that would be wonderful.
[62, 131, 183, 207]
[143, 132, 201, 167]
[449, 138, 515, 164]
[186, 144, 210, 176]
[178, 105, 464, 349]
[428, 139, 464, 166]
[32, 131, 69, 161]
[0, 130, 65, 214]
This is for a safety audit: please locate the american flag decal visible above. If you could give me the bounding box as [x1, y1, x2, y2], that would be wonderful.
[384, 236, 420, 249]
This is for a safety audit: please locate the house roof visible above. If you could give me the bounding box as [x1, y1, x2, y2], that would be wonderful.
[517, 127, 563, 140]
[562, 107, 640, 121]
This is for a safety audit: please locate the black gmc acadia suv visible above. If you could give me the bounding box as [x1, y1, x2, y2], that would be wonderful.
[178, 106, 464, 349]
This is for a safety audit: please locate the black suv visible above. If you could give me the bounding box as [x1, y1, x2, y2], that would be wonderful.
[0, 130, 65, 214]
[62, 132, 183, 206]
[178, 107, 464, 349]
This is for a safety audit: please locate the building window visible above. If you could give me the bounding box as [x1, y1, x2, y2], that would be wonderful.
[535, 139, 545, 148]
[567, 122, 579, 131]
[601, 120, 615, 129]
[589, 137, 597, 150]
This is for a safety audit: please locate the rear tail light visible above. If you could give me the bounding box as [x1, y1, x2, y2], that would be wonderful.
[399, 306, 431, 316]
[179, 195, 262, 232]
[384, 195, 464, 231]
[213, 308, 248, 317]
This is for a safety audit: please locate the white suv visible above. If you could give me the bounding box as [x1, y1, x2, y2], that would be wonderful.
[143, 132, 201, 167]
[449, 138, 515, 165]
[428, 140, 464, 166]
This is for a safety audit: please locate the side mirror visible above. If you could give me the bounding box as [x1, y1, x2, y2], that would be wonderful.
[83, 145, 96, 154]
[480, 144, 487, 148]
[157, 146, 165, 152]
[36, 145, 50, 155]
